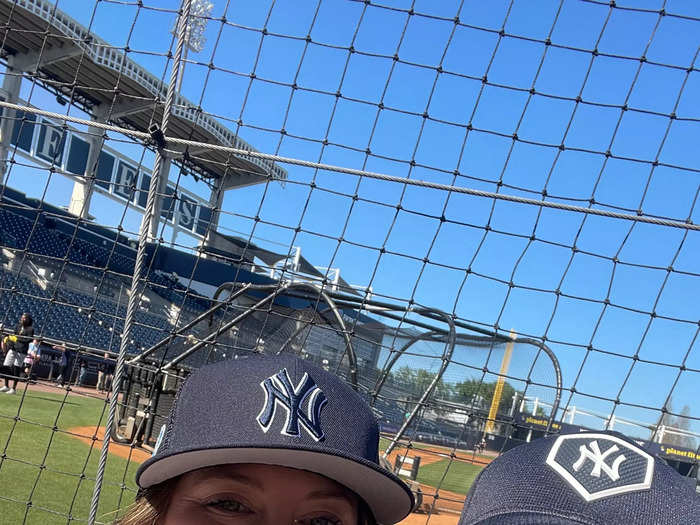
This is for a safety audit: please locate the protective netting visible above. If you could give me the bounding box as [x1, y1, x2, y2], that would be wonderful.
[0, 0, 698, 523]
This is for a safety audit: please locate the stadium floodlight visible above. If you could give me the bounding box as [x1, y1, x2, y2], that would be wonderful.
[182, 0, 214, 54]
[172, 0, 213, 90]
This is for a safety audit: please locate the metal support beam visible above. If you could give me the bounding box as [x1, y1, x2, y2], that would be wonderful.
[127, 282, 252, 365]
[203, 175, 224, 250]
[381, 307, 456, 460]
[162, 283, 293, 371]
[0, 59, 22, 182]
[12, 44, 83, 72]
[68, 107, 108, 218]
[148, 154, 172, 241]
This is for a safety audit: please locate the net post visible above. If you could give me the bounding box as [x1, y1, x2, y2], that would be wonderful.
[86, 1, 194, 523]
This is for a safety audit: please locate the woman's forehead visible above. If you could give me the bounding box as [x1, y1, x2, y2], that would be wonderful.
[183, 463, 353, 495]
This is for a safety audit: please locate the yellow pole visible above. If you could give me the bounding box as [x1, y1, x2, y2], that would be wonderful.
[484, 330, 515, 435]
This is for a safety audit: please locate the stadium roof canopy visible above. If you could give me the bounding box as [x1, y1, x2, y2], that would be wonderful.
[0, 0, 287, 189]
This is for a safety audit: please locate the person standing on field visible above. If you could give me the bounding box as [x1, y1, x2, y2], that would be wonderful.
[77, 355, 88, 386]
[0, 313, 34, 394]
[23, 338, 41, 379]
[96, 354, 109, 393]
[53, 342, 71, 387]
[104, 357, 115, 391]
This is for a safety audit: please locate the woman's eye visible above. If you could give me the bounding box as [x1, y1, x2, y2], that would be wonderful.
[205, 498, 250, 514]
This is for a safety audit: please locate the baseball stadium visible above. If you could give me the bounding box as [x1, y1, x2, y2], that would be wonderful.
[0, 0, 697, 524]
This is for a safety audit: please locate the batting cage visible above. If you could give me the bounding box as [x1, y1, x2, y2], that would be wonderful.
[0, 0, 698, 523]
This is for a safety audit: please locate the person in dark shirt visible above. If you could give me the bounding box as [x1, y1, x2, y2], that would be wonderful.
[97, 356, 107, 392]
[53, 342, 71, 387]
[76, 356, 87, 386]
[104, 360, 115, 391]
[1, 313, 34, 394]
[96, 353, 114, 393]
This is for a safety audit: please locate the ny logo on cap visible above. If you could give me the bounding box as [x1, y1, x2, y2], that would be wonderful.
[257, 368, 328, 441]
[572, 440, 625, 481]
[546, 433, 654, 502]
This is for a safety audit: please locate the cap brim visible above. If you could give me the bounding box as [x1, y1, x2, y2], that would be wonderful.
[137, 446, 414, 524]
[464, 514, 587, 525]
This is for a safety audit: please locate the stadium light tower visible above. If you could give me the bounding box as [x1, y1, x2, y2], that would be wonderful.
[150, 0, 213, 243]
[184, 0, 214, 53]
[174, 0, 214, 91]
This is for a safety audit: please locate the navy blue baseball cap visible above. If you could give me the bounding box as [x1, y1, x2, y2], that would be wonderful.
[459, 431, 700, 524]
[136, 354, 414, 524]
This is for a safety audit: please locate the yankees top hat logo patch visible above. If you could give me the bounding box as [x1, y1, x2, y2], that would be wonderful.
[257, 368, 328, 442]
[546, 433, 654, 502]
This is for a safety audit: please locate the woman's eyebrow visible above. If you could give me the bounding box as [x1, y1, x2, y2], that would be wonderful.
[190, 471, 265, 491]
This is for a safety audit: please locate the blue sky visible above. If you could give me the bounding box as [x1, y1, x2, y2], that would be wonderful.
[4, 0, 699, 437]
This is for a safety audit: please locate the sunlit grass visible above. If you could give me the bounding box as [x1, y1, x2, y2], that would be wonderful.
[0, 390, 139, 524]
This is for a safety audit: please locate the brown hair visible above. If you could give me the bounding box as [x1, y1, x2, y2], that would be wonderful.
[115, 475, 378, 525]
[114, 482, 173, 525]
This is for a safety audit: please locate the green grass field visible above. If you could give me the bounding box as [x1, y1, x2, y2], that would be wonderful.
[380, 437, 484, 496]
[414, 457, 482, 495]
[0, 390, 139, 524]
